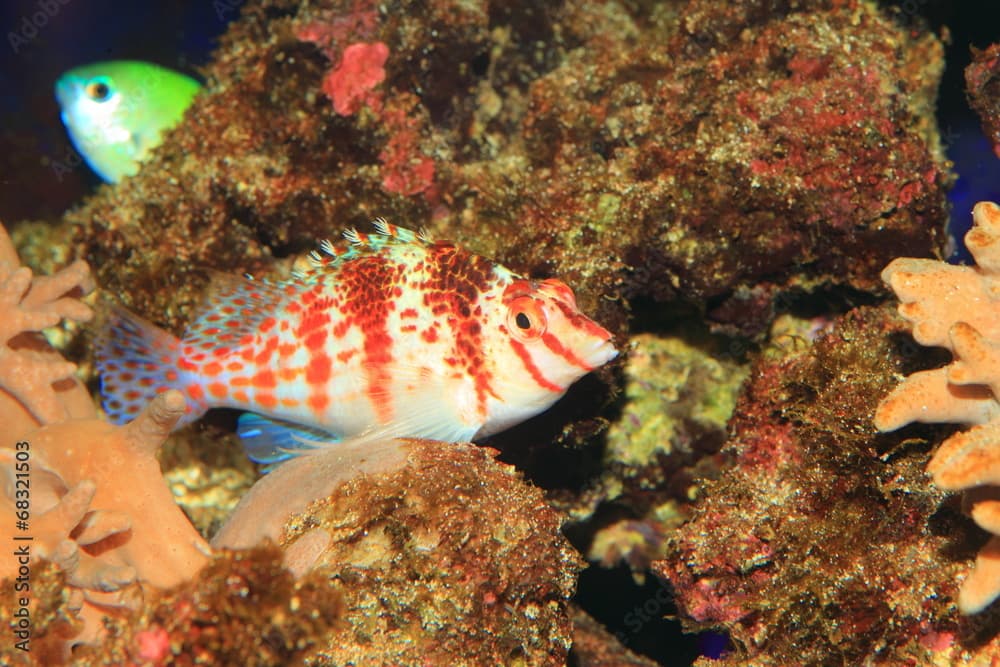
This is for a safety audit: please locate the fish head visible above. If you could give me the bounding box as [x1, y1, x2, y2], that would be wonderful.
[480, 277, 617, 435]
[55, 61, 200, 183]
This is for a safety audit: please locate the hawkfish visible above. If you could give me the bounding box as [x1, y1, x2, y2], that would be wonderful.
[96, 222, 618, 465]
[55, 60, 200, 183]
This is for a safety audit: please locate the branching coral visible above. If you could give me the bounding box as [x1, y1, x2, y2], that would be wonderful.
[0, 222, 209, 655]
[0, 390, 211, 652]
[0, 222, 95, 438]
[877, 200, 1000, 614]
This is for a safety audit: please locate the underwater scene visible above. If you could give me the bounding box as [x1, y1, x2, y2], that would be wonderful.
[3, 0, 1000, 664]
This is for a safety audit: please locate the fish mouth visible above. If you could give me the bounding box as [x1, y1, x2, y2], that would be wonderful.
[54, 77, 78, 110]
[587, 337, 619, 369]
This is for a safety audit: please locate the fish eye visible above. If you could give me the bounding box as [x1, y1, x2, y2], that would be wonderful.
[506, 297, 546, 340]
[85, 78, 112, 102]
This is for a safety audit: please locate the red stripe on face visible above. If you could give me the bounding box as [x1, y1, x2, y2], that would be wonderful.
[549, 298, 613, 341]
[541, 332, 593, 371]
[508, 338, 563, 394]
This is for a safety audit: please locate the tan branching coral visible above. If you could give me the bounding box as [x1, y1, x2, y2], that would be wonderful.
[877, 200, 1000, 613]
[0, 222, 209, 654]
[1, 391, 211, 651]
[0, 222, 95, 438]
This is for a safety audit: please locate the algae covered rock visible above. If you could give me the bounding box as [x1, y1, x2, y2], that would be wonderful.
[655, 307, 984, 665]
[216, 439, 582, 665]
[58, 0, 947, 343]
[297, 440, 581, 665]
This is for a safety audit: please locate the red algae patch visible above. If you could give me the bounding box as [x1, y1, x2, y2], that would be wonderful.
[322, 41, 389, 115]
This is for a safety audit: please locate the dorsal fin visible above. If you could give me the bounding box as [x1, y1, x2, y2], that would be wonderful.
[294, 219, 433, 280]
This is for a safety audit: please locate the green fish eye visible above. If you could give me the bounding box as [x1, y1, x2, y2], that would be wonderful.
[85, 77, 113, 102]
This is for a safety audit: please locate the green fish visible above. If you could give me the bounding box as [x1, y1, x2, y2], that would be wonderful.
[55, 61, 200, 183]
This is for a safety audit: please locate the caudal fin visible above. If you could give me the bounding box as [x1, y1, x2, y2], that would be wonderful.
[96, 306, 204, 426]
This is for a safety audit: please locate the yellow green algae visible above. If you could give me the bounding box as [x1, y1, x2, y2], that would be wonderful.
[606, 333, 746, 469]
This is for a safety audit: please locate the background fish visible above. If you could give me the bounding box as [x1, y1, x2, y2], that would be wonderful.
[96, 222, 618, 465]
[55, 60, 200, 183]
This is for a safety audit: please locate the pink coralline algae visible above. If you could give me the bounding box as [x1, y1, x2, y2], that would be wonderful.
[311, 30, 437, 198]
[322, 41, 389, 116]
[379, 96, 436, 197]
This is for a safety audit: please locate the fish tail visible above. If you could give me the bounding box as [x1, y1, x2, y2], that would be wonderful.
[96, 306, 205, 426]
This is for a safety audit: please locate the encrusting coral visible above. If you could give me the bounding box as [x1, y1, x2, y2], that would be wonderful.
[877, 200, 1000, 614]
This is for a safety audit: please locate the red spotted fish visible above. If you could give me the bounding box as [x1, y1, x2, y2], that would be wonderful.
[96, 222, 618, 464]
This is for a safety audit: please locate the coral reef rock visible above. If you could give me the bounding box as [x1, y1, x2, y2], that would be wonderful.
[59, 0, 947, 345]
[878, 200, 1000, 615]
[658, 307, 974, 665]
[219, 439, 582, 666]
[966, 43, 1000, 160]
[72, 546, 341, 667]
